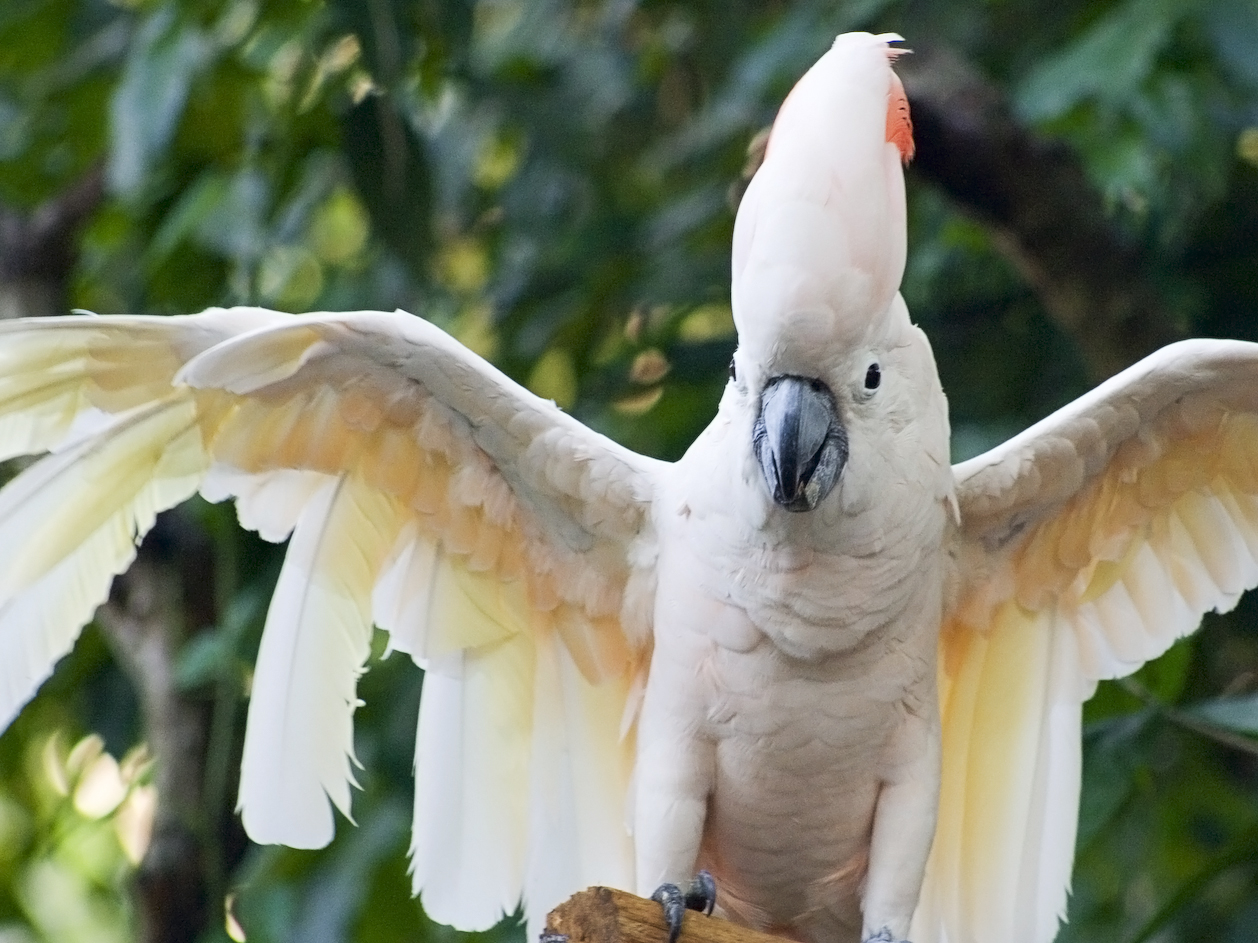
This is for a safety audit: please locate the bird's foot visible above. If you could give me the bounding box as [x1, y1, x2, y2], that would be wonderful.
[539, 935, 569, 943]
[650, 870, 717, 943]
[862, 929, 908, 943]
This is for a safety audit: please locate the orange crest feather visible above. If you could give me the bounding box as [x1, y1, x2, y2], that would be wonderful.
[886, 73, 914, 164]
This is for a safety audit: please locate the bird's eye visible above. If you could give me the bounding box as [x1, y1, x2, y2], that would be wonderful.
[728, 357, 738, 382]
[864, 363, 881, 390]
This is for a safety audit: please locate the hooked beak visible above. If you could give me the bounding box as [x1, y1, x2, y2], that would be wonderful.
[753, 376, 848, 512]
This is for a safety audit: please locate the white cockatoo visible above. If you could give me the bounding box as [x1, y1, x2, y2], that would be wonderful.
[2, 30, 1257, 943]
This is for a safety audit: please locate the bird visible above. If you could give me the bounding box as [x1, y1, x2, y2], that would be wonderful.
[2, 28, 1258, 943]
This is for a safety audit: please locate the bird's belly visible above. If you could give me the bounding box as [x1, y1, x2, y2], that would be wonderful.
[699, 672, 896, 940]
[642, 527, 941, 941]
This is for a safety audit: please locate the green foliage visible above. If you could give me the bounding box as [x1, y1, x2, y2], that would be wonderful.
[1, 1, 1257, 941]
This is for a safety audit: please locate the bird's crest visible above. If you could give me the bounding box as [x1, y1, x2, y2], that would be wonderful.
[886, 69, 914, 164]
[732, 32, 912, 365]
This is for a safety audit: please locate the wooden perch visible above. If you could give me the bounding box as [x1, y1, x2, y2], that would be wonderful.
[546, 887, 785, 943]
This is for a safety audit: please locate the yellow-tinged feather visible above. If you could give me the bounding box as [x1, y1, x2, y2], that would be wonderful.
[419, 562, 530, 661]
[929, 613, 987, 934]
[166, 308, 654, 934]
[407, 454, 450, 515]
[0, 334, 171, 459]
[411, 633, 536, 930]
[1178, 490, 1248, 593]
[239, 475, 408, 847]
[0, 395, 207, 727]
[960, 604, 1051, 933]
[524, 629, 635, 939]
[0, 396, 204, 600]
[941, 367, 1258, 943]
[0, 307, 655, 942]
[554, 607, 633, 685]
[360, 425, 424, 498]
[1078, 529, 1145, 603]
[466, 520, 505, 573]
[180, 324, 327, 394]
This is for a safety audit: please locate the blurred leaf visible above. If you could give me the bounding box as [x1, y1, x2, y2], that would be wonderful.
[1016, 0, 1184, 122]
[1077, 712, 1152, 851]
[1185, 694, 1258, 737]
[108, 7, 211, 194]
[340, 93, 433, 272]
[1205, 0, 1258, 90]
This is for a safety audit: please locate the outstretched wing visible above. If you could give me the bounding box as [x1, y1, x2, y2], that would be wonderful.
[0, 307, 662, 933]
[913, 339, 1258, 943]
[0, 308, 288, 729]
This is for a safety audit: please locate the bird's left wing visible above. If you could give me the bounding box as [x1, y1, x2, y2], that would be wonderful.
[0, 307, 663, 932]
[912, 339, 1258, 943]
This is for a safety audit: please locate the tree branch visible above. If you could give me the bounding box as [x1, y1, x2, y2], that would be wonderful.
[0, 166, 104, 321]
[546, 887, 784, 943]
[97, 511, 224, 943]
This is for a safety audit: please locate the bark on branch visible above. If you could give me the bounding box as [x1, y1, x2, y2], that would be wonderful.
[897, 44, 1184, 380]
[97, 512, 223, 943]
[547, 887, 785, 943]
[0, 166, 104, 321]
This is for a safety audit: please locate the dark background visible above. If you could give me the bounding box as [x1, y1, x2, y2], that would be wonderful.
[1, 1, 1257, 941]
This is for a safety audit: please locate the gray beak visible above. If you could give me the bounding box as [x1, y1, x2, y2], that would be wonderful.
[753, 375, 848, 512]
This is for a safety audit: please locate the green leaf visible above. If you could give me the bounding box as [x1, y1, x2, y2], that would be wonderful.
[1077, 711, 1151, 851]
[1185, 694, 1258, 737]
[1016, 0, 1185, 122]
[107, 8, 211, 195]
[340, 94, 433, 272]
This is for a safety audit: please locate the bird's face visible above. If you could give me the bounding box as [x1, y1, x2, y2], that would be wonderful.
[718, 33, 952, 528]
[727, 297, 949, 523]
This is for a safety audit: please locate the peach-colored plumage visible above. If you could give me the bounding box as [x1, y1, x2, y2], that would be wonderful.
[3, 31, 1258, 943]
[917, 342, 1258, 943]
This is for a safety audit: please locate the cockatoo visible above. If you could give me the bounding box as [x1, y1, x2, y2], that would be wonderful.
[2, 29, 1257, 943]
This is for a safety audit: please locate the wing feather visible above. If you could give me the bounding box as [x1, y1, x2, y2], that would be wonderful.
[0, 395, 206, 726]
[411, 638, 534, 931]
[177, 308, 653, 929]
[0, 309, 288, 460]
[920, 340, 1258, 943]
[238, 474, 408, 847]
[0, 307, 655, 934]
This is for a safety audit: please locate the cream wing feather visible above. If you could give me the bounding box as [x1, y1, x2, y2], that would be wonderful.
[913, 339, 1258, 943]
[175, 308, 658, 930]
[0, 306, 659, 935]
[0, 309, 288, 728]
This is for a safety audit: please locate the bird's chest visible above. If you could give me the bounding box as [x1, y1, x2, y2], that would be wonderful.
[643, 528, 942, 929]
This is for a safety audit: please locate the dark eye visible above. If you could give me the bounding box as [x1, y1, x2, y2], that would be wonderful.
[864, 363, 881, 390]
[728, 357, 737, 381]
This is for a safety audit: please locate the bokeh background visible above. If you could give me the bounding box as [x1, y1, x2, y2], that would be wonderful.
[1, 1, 1257, 941]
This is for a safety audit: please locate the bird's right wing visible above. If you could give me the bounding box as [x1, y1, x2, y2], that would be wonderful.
[0, 307, 664, 933]
[0, 308, 289, 728]
[913, 339, 1258, 943]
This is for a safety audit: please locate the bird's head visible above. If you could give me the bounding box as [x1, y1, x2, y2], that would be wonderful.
[727, 32, 941, 517]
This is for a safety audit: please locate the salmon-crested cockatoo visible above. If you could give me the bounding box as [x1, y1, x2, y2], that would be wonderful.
[3, 30, 1258, 943]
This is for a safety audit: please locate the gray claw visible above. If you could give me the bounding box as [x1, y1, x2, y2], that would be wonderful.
[652, 870, 718, 943]
[650, 883, 686, 943]
[862, 930, 907, 943]
[684, 870, 716, 916]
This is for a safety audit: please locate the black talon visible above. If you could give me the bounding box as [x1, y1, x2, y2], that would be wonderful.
[684, 870, 716, 916]
[651, 883, 687, 943]
[651, 871, 718, 943]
